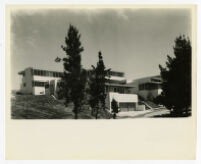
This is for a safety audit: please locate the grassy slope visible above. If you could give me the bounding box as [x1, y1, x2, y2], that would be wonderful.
[11, 95, 97, 119]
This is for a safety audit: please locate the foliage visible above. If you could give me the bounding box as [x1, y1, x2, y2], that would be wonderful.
[111, 98, 119, 119]
[158, 35, 191, 116]
[147, 92, 154, 101]
[61, 25, 86, 119]
[56, 81, 65, 100]
[88, 51, 111, 119]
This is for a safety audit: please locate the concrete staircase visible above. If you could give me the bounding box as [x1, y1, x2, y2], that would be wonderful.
[140, 101, 162, 110]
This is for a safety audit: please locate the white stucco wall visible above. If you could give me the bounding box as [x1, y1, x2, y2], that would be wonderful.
[33, 76, 61, 82]
[106, 76, 126, 81]
[107, 92, 138, 112]
[19, 68, 33, 94]
[19, 68, 62, 95]
[32, 74, 61, 95]
[33, 87, 46, 95]
[129, 80, 138, 94]
[32, 78, 60, 95]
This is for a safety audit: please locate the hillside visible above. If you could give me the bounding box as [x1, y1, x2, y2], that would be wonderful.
[11, 94, 109, 119]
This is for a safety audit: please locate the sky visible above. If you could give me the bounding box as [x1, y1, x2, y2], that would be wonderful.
[10, 8, 191, 90]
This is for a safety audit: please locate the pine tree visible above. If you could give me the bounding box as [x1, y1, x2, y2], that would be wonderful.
[111, 99, 119, 119]
[89, 51, 110, 119]
[61, 25, 86, 119]
[158, 35, 192, 116]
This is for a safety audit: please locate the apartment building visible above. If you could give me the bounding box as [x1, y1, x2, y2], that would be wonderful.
[18, 67, 62, 95]
[129, 75, 162, 100]
[103, 71, 138, 112]
[18, 67, 140, 112]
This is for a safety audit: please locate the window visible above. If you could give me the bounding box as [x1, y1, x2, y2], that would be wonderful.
[52, 72, 61, 77]
[34, 69, 41, 76]
[139, 83, 160, 91]
[118, 87, 125, 93]
[23, 83, 26, 87]
[139, 84, 144, 90]
[109, 79, 126, 84]
[40, 70, 43, 76]
[145, 83, 149, 90]
[37, 70, 40, 76]
[119, 102, 136, 111]
[37, 70, 39, 75]
[45, 83, 49, 88]
[34, 70, 37, 75]
[44, 71, 48, 76]
[32, 81, 47, 87]
[33, 69, 63, 77]
[40, 70, 42, 76]
[151, 78, 161, 83]
[59, 73, 63, 77]
[41, 70, 45, 76]
[109, 71, 124, 77]
[49, 72, 53, 77]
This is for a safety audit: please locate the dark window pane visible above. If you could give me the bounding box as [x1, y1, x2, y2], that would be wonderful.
[38, 70, 40, 75]
[32, 81, 46, 87]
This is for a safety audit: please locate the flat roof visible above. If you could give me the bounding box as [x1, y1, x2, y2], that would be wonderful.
[18, 67, 63, 74]
[131, 75, 161, 82]
[19, 67, 125, 75]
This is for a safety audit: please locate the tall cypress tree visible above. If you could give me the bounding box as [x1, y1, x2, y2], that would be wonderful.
[89, 51, 110, 119]
[61, 25, 86, 119]
[158, 35, 192, 116]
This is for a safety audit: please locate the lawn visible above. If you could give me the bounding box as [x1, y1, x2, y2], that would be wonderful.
[11, 94, 109, 119]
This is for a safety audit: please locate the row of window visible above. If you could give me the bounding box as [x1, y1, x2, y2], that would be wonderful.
[32, 81, 49, 87]
[86, 70, 124, 78]
[151, 78, 162, 83]
[108, 79, 126, 85]
[139, 83, 161, 91]
[119, 102, 136, 108]
[105, 86, 130, 94]
[33, 69, 63, 78]
[109, 71, 124, 77]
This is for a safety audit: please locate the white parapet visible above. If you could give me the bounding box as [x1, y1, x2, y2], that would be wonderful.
[33, 86, 46, 95]
[106, 76, 126, 81]
[33, 75, 61, 82]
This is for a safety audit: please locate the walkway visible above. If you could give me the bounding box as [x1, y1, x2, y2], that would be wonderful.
[116, 108, 170, 119]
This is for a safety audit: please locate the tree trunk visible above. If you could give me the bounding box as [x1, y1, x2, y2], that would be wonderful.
[95, 111, 98, 119]
[74, 112, 78, 119]
[91, 108, 94, 116]
[74, 105, 78, 119]
[95, 107, 98, 119]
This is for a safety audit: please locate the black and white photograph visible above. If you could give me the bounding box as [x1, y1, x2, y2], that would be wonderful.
[4, 4, 197, 160]
[10, 6, 193, 119]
